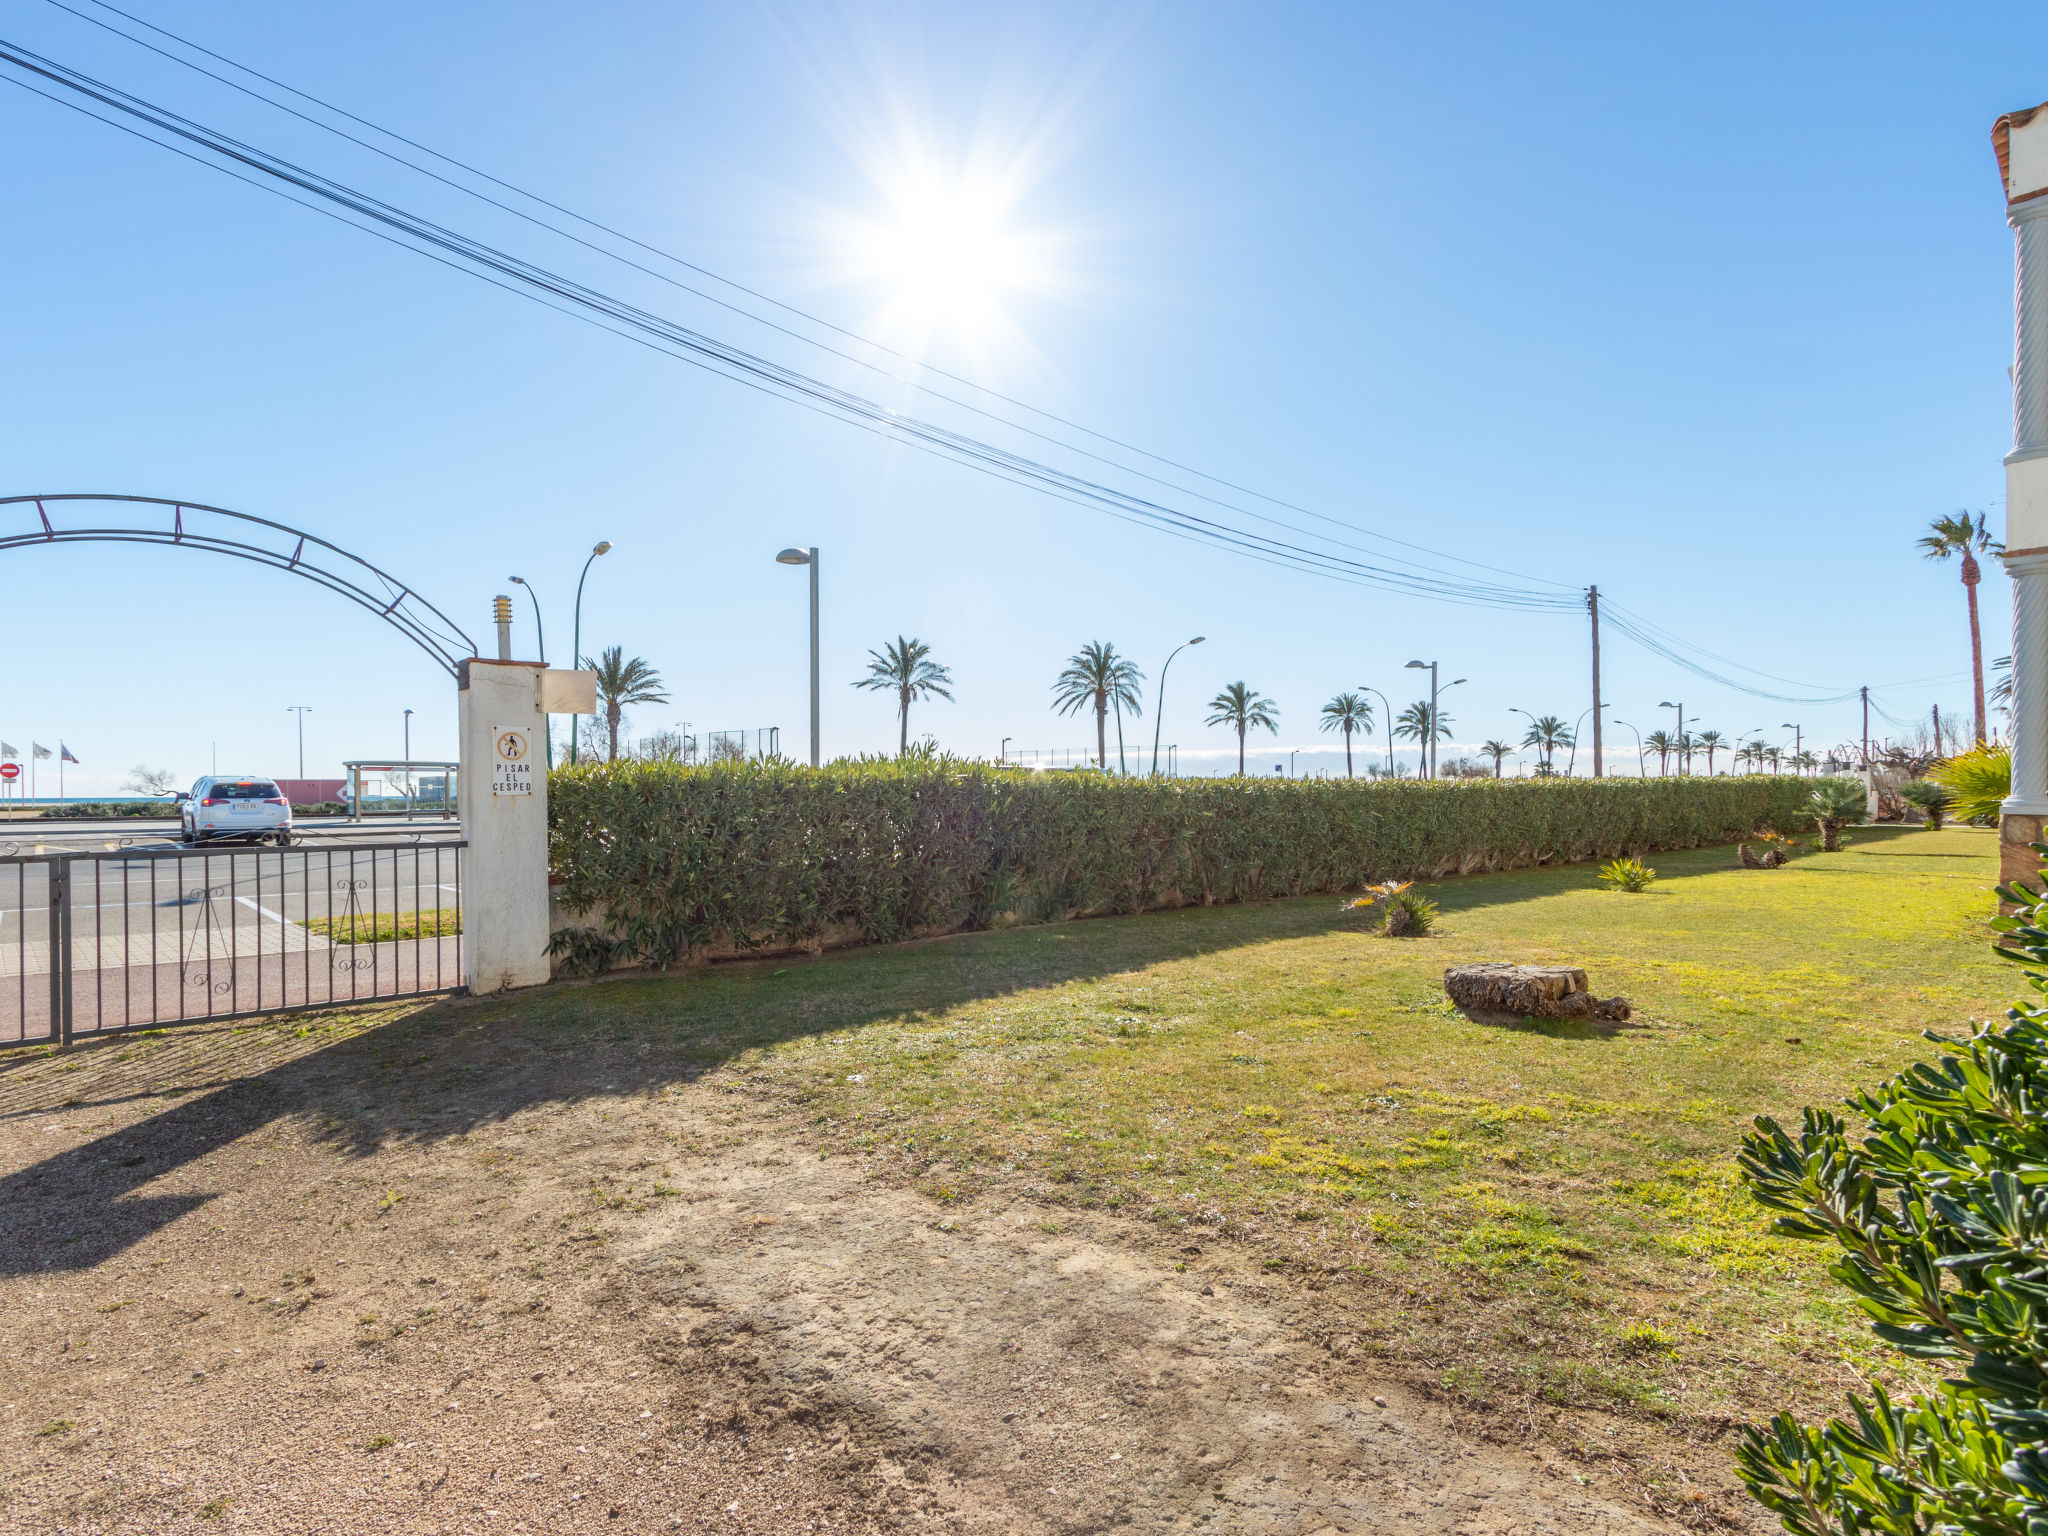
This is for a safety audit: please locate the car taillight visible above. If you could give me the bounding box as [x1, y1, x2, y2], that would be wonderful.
[202, 797, 222, 806]
[267, 797, 286, 806]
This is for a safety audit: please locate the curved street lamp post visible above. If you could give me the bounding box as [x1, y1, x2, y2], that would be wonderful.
[567, 541, 614, 766]
[509, 575, 551, 767]
[1151, 637, 1205, 776]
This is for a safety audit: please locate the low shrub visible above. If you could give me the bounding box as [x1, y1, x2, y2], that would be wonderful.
[549, 759, 1817, 968]
[36, 801, 167, 819]
[1898, 778, 1954, 829]
[1732, 846, 2048, 1531]
[1597, 856, 1656, 892]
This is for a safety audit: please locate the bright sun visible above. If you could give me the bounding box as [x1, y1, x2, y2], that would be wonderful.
[856, 172, 1040, 344]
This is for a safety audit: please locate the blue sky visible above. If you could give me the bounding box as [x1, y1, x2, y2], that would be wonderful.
[1, 1, 2037, 791]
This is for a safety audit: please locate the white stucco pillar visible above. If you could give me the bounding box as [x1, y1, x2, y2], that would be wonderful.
[1997, 103, 2048, 884]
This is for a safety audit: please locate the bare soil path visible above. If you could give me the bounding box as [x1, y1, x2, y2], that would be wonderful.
[0, 999, 1709, 1534]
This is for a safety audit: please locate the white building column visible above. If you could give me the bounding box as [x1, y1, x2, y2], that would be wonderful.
[1996, 103, 2048, 885]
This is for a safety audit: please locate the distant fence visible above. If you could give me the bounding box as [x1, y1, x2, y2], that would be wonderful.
[632, 727, 781, 765]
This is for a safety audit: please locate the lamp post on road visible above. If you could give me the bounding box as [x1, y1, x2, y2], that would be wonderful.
[1565, 704, 1605, 778]
[1403, 661, 1463, 779]
[1000, 736, 1011, 766]
[511, 575, 552, 767]
[568, 540, 614, 766]
[286, 706, 310, 780]
[775, 547, 821, 767]
[1613, 718, 1646, 778]
[1358, 685, 1395, 777]
[1151, 636, 1205, 776]
[1658, 701, 1692, 775]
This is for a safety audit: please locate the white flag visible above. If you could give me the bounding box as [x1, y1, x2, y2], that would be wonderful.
[0, 742, 15, 760]
[31, 743, 50, 760]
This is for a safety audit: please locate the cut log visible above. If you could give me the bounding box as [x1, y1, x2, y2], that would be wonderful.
[1443, 962, 1632, 1022]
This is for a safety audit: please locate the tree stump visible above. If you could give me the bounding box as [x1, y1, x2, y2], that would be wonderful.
[1443, 962, 1632, 1021]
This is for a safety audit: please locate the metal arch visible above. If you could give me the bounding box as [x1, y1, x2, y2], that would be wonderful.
[0, 494, 477, 676]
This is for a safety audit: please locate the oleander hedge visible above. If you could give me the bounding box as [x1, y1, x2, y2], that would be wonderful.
[546, 758, 1825, 969]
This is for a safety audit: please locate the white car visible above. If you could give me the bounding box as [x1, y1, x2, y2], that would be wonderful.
[179, 776, 294, 844]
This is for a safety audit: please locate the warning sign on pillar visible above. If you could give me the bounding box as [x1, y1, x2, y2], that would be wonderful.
[491, 726, 535, 796]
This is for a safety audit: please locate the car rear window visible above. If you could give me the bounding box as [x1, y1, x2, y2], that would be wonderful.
[212, 782, 280, 800]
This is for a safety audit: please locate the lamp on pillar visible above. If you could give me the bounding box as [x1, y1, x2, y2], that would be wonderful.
[1995, 102, 2048, 891]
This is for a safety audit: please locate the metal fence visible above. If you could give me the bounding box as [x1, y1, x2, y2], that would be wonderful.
[0, 840, 464, 1048]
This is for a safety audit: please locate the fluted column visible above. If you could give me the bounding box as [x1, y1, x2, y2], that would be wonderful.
[1998, 102, 2048, 885]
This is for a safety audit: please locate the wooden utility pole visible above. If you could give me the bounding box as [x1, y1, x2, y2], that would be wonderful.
[1861, 686, 1870, 769]
[1587, 585, 1603, 778]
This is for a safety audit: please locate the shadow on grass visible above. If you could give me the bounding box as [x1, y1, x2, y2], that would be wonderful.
[0, 895, 1367, 1275]
[8, 829, 1966, 1274]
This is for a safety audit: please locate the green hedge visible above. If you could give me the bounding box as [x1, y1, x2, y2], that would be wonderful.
[547, 759, 1825, 967]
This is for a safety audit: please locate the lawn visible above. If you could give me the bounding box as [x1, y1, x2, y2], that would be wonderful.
[494, 823, 2010, 1430]
[297, 907, 461, 944]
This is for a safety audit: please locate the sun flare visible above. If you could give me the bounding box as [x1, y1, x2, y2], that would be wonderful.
[854, 171, 1044, 345]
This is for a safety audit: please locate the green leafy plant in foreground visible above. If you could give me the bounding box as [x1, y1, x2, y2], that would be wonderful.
[1931, 744, 2012, 826]
[1731, 846, 2048, 1534]
[1597, 856, 1656, 892]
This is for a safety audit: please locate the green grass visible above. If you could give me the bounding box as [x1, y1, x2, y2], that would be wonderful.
[498, 825, 2008, 1423]
[298, 908, 461, 945]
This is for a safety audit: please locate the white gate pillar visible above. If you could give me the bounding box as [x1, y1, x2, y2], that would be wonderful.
[456, 652, 595, 994]
[1996, 103, 2048, 886]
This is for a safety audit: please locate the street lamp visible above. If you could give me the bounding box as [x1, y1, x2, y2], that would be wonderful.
[286, 705, 311, 780]
[1358, 685, 1395, 777]
[1658, 701, 1692, 774]
[402, 707, 415, 813]
[775, 547, 821, 767]
[1565, 704, 1605, 778]
[1000, 736, 1011, 766]
[567, 540, 614, 765]
[1613, 718, 1646, 777]
[1781, 722, 1803, 765]
[510, 575, 552, 768]
[1151, 637, 1205, 776]
[1405, 661, 1463, 778]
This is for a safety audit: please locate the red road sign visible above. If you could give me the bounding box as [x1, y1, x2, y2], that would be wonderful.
[0, 763, 19, 780]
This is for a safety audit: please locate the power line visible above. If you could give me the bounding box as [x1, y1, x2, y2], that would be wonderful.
[42, 0, 1580, 601]
[0, 35, 1581, 611]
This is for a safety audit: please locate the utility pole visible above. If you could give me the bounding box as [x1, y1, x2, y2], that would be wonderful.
[1861, 686, 1870, 770]
[1931, 703, 1942, 757]
[1587, 585, 1603, 778]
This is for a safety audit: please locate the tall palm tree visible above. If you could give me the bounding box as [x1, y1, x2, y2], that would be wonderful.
[1050, 641, 1145, 771]
[584, 646, 670, 762]
[1319, 692, 1373, 779]
[1644, 730, 1673, 775]
[1764, 743, 1783, 773]
[853, 635, 955, 755]
[1745, 738, 1770, 774]
[1792, 749, 1819, 776]
[1677, 732, 1698, 775]
[1519, 714, 1573, 773]
[1920, 511, 2001, 743]
[1696, 729, 1726, 775]
[1479, 740, 1514, 778]
[1205, 682, 1279, 775]
[1392, 701, 1454, 776]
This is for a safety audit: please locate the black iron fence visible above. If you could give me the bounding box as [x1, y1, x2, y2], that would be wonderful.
[0, 840, 464, 1047]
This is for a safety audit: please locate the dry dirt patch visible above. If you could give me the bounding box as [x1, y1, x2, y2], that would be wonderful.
[0, 1003, 1716, 1533]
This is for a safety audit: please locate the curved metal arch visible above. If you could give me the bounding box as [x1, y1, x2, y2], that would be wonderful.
[0, 494, 477, 677]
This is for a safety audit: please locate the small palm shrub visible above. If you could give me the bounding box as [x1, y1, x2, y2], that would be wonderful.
[1808, 777, 1867, 852]
[1898, 779, 1954, 829]
[1597, 856, 1656, 892]
[1384, 887, 1438, 936]
[1732, 847, 2048, 1531]
[1929, 743, 2010, 825]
